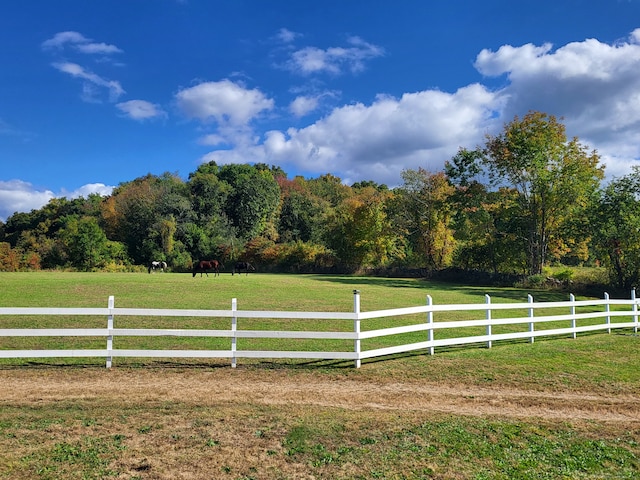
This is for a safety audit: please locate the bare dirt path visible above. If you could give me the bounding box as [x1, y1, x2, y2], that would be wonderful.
[3, 368, 639, 424]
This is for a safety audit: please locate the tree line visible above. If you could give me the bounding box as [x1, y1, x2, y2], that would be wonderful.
[2, 111, 640, 289]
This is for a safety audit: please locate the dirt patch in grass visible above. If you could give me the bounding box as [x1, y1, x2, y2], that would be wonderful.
[3, 367, 638, 423]
[1, 365, 639, 479]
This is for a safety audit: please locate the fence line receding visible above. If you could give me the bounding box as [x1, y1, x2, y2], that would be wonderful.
[0, 290, 638, 368]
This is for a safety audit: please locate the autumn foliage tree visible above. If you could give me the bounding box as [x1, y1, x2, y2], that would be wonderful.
[464, 112, 604, 275]
[395, 168, 455, 270]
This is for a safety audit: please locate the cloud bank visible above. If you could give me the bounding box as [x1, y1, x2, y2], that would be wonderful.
[188, 29, 640, 185]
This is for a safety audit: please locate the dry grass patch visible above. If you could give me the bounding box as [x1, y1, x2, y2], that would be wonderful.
[1, 365, 639, 479]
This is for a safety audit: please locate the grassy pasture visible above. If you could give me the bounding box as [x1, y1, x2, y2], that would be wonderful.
[0, 272, 639, 479]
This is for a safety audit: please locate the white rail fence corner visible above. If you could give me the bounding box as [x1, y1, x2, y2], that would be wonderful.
[0, 289, 638, 369]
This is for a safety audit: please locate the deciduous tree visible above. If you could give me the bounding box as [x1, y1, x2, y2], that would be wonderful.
[396, 168, 455, 270]
[592, 167, 640, 289]
[477, 112, 603, 275]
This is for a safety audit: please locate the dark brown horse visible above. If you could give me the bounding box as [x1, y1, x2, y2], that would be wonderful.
[192, 260, 221, 277]
[232, 261, 255, 275]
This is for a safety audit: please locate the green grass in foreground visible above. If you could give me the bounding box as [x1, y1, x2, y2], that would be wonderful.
[1, 402, 638, 480]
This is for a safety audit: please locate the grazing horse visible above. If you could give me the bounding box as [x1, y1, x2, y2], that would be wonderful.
[148, 261, 167, 273]
[232, 261, 255, 275]
[192, 260, 221, 277]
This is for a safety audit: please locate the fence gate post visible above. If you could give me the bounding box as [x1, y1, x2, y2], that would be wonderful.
[570, 293, 577, 339]
[528, 294, 535, 343]
[633, 289, 638, 334]
[106, 296, 114, 369]
[604, 292, 611, 334]
[485, 294, 492, 349]
[231, 298, 237, 368]
[353, 290, 361, 368]
[427, 295, 434, 355]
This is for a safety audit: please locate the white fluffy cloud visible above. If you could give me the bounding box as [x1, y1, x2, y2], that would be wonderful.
[259, 84, 500, 184]
[287, 36, 384, 75]
[289, 95, 320, 117]
[0, 181, 113, 222]
[0, 181, 54, 221]
[116, 100, 167, 120]
[175, 79, 274, 126]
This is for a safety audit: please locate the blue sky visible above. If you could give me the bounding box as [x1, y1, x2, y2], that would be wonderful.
[2, 0, 640, 221]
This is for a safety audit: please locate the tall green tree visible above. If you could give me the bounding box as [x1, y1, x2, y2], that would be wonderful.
[102, 173, 192, 264]
[475, 112, 604, 275]
[217, 164, 281, 240]
[306, 173, 352, 208]
[277, 177, 327, 244]
[58, 216, 109, 271]
[592, 167, 640, 289]
[187, 162, 230, 223]
[446, 149, 528, 273]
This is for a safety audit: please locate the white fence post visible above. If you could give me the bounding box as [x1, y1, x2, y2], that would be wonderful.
[485, 294, 492, 349]
[633, 289, 638, 334]
[231, 298, 237, 368]
[604, 292, 611, 334]
[353, 290, 361, 368]
[427, 295, 434, 355]
[528, 294, 535, 343]
[106, 295, 114, 369]
[570, 293, 577, 339]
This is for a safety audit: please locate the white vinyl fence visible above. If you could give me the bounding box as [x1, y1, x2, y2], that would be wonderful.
[0, 290, 638, 368]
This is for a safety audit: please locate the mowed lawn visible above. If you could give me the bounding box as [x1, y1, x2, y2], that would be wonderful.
[0, 269, 529, 310]
[0, 272, 639, 479]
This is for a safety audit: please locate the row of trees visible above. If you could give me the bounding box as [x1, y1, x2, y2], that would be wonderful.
[2, 112, 640, 289]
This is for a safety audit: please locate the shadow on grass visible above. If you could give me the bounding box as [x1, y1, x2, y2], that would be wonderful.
[308, 275, 573, 303]
[0, 331, 633, 371]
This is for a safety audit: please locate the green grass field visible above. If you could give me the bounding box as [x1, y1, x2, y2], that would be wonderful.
[0, 272, 638, 479]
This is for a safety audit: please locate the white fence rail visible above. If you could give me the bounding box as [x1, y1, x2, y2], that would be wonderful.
[0, 290, 638, 368]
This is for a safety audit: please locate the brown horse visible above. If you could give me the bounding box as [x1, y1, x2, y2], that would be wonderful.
[192, 260, 221, 277]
